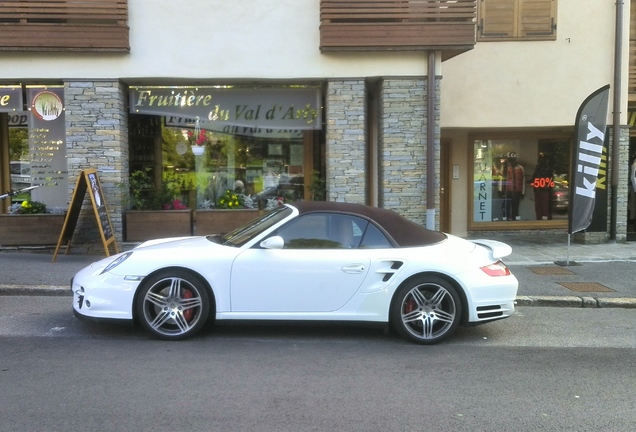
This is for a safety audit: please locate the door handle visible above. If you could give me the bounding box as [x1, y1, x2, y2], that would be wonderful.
[342, 264, 365, 274]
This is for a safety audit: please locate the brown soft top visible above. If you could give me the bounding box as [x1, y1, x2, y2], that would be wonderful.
[290, 201, 446, 247]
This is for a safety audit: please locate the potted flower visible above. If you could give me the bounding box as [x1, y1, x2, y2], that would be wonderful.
[216, 189, 243, 209]
[0, 200, 66, 246]
[194, 188, 259, 235]
[124, 168, 193, 242]
[188, 128, 208, 156]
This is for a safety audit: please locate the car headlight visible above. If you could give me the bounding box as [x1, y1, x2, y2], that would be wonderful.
[100, 252, 133, 274]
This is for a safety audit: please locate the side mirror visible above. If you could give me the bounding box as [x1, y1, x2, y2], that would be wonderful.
[260, 236, 284, 249]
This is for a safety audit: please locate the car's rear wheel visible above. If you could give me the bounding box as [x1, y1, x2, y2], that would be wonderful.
[136, 270, 211, 340]
[391, 276, 461, 345]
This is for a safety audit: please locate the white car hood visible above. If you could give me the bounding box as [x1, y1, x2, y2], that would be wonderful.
[134, 235, 213, 250]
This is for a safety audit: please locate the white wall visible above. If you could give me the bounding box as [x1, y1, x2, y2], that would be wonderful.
[440, 0, 629, 128]
[0, 0, 430, 81]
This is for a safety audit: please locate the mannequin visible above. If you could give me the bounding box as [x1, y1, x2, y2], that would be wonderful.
[502, 152, 525, 220]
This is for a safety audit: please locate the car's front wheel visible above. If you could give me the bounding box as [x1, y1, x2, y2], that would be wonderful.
[136, 270, 211, 340]
[391, 276, 462, 345]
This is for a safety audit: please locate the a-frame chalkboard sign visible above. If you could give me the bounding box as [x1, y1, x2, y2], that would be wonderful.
[52, 169, 119, 262]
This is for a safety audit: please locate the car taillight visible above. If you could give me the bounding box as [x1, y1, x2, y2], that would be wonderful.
[480, 260, 511, 277]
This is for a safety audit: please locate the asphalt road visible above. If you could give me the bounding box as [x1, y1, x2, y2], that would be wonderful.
[0, 297, 635, 431]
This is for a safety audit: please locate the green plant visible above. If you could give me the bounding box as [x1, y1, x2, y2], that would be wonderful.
[128, 168, 156, 210]
[126, 168, 189, 210]
[308, 170, 326, 201]
[19, 200, 47, 214]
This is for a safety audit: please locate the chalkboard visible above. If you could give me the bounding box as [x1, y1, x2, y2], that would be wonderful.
[53, 169, 119, 262]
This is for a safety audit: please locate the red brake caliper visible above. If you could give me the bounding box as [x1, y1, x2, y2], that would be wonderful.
[404, 298, 416, 314]
[182, 289, 194, 322]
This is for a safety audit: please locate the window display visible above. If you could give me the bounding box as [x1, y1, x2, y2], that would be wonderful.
[472, 138, 570, 224]
[161, 125, 307, 210]
[127, 86, 324, 212]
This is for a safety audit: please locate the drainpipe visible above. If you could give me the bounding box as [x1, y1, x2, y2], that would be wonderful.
[610, 0, 624, 241]
[426, 50, 436, 230]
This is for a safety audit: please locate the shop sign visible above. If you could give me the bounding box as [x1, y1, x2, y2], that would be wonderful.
[27, 87, 68, 210]
[8, 112, 28, 127]
[0, 85, 23, 113]
[473, 145, 493, 222]
[130, 87, 321, 130]
[569, 85, 610, 234]
[164, 115, 304, 138]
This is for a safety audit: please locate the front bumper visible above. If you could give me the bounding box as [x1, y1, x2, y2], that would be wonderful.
[71, 263, 139, 321]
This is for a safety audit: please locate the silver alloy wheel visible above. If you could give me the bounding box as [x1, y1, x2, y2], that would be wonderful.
[138, 272, 209, 340]
[394, 277, 460, 344]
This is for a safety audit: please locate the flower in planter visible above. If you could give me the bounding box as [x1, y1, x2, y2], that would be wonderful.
[217, 189, 243, 209]
[18, 200, 47, 214]
[163, 199, 188, 210]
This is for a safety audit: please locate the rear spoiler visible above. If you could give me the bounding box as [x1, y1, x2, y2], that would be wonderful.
[471, 239, 512, 260]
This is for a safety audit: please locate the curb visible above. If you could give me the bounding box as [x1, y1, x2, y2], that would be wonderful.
[2, 286, 636, 309]
[516, 295, 636, 309]
[0, 285, 71, 296]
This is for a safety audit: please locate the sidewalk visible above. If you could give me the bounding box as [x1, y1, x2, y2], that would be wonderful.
[490, 234, 636, 309]
[1, 236, 635, 308]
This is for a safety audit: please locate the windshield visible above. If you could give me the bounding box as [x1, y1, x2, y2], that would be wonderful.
[206, 206, 293, 247]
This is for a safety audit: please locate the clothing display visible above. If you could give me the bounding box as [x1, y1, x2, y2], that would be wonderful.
[500, 154, 525, 220]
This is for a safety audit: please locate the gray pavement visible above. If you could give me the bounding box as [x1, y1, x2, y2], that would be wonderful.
[1, 235, 635, 308]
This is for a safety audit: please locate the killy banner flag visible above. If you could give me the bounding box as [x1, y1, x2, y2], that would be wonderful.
[569, 85, 610, 234]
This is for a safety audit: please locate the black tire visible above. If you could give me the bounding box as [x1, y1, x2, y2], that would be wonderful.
[136, 269, 211, 340]
[391, 275, 462, 345]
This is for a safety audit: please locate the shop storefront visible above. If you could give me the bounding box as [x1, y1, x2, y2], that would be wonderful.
[121, 85, 325, 241]
[127, 86, 324, 213]
[1, 85, 69, 211]
[470, 134, 572, 230]
[0, 85, 70, 246]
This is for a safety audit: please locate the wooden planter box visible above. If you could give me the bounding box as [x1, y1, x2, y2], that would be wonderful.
[124, 210, 193, 242]
[0, 214, 66, 246]
[194, 209, 260, 235]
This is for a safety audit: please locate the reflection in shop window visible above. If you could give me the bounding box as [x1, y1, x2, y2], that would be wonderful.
[162, 126, 307, 210]
[473, 138, 570, 223]
[8, 128, 31, 204]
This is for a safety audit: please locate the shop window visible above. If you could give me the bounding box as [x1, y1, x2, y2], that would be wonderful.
[471, 137, 570, 227]
[2, 86, 68, 214]
[477, 0, 557, 41]
[127, 118, 323, 211]
[127, 86, 324, 212]
[161, 126, 309, 210]
[7, 128, 30, 203]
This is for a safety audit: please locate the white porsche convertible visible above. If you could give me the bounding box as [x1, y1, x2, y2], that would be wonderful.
[72, 201, 518, 344]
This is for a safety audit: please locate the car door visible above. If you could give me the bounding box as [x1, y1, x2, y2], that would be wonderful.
[230, 213, 371, 313]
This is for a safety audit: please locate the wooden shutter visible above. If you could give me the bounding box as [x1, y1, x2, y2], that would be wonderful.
[478, 0, 556, 41]
[479, 0, 516, 38]
[519, 0, 556, 38]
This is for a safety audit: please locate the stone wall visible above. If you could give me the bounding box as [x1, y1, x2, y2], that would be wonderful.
[578, 125, 630, 244]
[378, 77, 440, 229]
[325, 80, 367, 203]
[64, 80, 128, 252]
